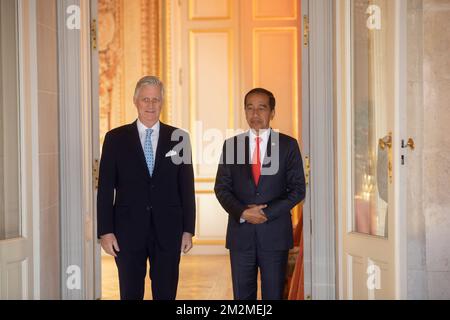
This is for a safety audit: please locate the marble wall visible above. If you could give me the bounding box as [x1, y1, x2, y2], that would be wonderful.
[407, 0, 450, 299]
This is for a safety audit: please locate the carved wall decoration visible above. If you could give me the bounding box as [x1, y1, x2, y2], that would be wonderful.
[141, 0, 161, 77]
[98, 0, 161, 143]
[99, 0, 123, 144]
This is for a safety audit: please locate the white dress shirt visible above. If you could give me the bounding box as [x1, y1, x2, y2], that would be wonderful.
[249, 128, 271, 165]
[137, 119, 160, 156]
[240, 128, 271, 223]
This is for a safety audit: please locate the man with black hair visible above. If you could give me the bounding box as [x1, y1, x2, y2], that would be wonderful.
[215, 88, 306, 300]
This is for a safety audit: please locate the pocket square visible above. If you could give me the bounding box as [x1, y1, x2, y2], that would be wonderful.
[165, 150, 177, 157]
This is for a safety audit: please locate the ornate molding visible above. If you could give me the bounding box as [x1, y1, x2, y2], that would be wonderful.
[141, 0, 160, 76]
[163, 0, 172, 124]
[98, 0, 123, 143]
[141, 0, 150, 75]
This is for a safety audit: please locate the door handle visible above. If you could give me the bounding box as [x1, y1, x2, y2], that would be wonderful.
[378, 134, 392, 150]
[378, 133, 393, 184]
[402, 138, 415, 150]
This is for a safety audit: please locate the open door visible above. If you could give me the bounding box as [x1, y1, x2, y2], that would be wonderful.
[336, 0, 407, 299]
[0, 0, 37, 300]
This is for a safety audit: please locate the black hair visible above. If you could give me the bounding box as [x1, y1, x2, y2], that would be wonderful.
[244, 88, 276, 110]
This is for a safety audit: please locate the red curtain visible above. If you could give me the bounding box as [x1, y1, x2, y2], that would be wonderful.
[287, 209, 304, 300]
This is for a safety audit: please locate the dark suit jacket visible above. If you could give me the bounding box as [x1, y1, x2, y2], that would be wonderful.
[214, 130, 306, 251]
[97, 121, 196, 251]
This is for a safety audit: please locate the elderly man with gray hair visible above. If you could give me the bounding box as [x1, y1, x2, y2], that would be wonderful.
[97, 76, 196, 300]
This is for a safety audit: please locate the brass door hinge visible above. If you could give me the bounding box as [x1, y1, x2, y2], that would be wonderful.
[305, 156, 310, 186]
[93, 159, 99, 189]
[91, 19, 97, 50]
[303, 15, 309, 47]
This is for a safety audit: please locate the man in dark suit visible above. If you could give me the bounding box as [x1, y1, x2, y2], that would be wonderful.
[97, 76, 195, 300]
[214, 88, 306, 300]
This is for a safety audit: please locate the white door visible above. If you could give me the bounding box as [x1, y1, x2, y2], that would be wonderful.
[0, 0, 37, 300]
[336, 0, 407, 299]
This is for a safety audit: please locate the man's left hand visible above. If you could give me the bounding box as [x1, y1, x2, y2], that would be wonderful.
[181, 232, 193, 254]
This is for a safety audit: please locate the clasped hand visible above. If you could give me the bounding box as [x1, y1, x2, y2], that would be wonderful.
[241, 204, 268, 224]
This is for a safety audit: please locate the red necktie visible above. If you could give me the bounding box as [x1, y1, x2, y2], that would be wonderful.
[252, 137, 261, 186]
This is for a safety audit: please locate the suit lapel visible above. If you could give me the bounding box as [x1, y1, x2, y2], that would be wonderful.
[151, 122, 169, 178]
[258, 129, 276, 189]
[243, 134, 255, 187]
[262, 130, 273, 168]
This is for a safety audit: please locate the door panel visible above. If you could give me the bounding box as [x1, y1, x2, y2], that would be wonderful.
[189, 29, 233, 177]
[351, 0, 394, 238]
[240, 0, 301, 138]
[254, 0, 297, 20]
[189, 0, 231, 20]
[0, 0, 21, 243]
[5, 258, 28, 299]
[252, 28, 299, 137]
[0, 0, 35, 300]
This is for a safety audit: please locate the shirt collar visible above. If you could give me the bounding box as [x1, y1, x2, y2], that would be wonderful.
[249, 128, 271, 143]
[137, 119, 160, 135]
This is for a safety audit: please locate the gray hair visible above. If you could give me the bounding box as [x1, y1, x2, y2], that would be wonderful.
[133, 76, 165, 101]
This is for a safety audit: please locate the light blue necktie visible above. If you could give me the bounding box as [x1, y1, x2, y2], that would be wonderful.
[144, 128, 154, 176]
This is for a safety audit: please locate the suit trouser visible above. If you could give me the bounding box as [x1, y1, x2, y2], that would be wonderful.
[230, 245, 289, 300]
[114, 224, 181, 300]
